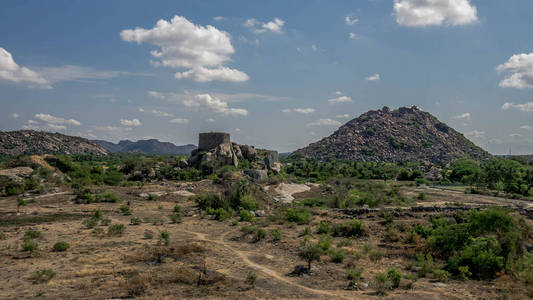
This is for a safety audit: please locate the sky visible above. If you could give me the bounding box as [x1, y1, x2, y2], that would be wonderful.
[1, 0, 532, 154]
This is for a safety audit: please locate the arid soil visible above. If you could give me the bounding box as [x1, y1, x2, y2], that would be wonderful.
[0, 181, 530, 299]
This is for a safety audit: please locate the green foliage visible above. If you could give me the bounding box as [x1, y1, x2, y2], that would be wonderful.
[32, 269, 56, 283]
[239, 209, 254, 222]
[159, 230, 170, 246]
[17, 197, 27, 210]
[255, 229, 266, 241]
[387, 267, 402, 288]
[130, 217, 141, 225]
[389, 136, 402, 149]
[432, 269, 451, 282]
[144, 232, 153, 239]
[271, 228, 282, 241]
[317, 221, 332, 234]
[301, 197, 326, 207]
[373, 272, 392, 295]
[329, 248, 345, 263]
[284, 208, 312, 224]
[22, 240, 38, 252]
[332, 218, 364, 237]
[108, 224, 125, 236]
[82, 217, 98, 229]
[369, 250, 384, 262]
[24, 230, 41, 240]
[170, 213, 182, 224]
[173, 204, 182, 213]
[100, 218, 111, 226]
[299, 239, 323, 271]
[318, 235, 333, 251]
[347, 268, 363, 280]
[206, 207, 232, 221]
[247, 272, 257, 285]
[120, 205, 131, 216]
[52, 241, 70, 252]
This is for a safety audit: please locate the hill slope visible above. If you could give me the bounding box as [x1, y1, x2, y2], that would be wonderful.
[293, 106, 491, 166]
[93, 139, 196, 155]
[0, 130, 108, 156]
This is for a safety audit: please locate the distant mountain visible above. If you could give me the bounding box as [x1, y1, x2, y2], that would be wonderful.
[292, 106, 491, 167]
[93, 139, 196, 155]
[0, 130, 108, 156]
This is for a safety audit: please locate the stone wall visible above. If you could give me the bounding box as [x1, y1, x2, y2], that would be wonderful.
[198, 132, 230, 151]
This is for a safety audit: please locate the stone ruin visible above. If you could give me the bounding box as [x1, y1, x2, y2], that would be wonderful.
[187, 132, 280, 180]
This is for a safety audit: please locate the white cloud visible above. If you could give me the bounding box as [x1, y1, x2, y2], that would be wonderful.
[307, 118, 342, 127]
[451, 112, 471, 120]
[168, 118, 189, 124]
[520, 125, 533, 130]
[35, 113, 81, 126]
[336, 114, 350, 119]
[0, 48, 50, 88]
[184, 94, 248, 116]
[120, 119, 142, 126]
[12, 113, 19, 119]
[139, 108, 145, 112]
[510, 133, 522, 137]
[328, 95, 352, 103]
[47, 124, 67, 131]
[501, 102, 533, 112]
[283, 108, 315, 114]
[335, 91, 342, 95]
[365, 73, 380, 81]
[36, 65, 130, 84]
[175, 66, 249, 82]
[206, 118, 216, 122]
[393, 0, 478, 27]
[121, 15, 248, 82]
[311, 45, 318, 52]
[151, 109, 174, 117]
[244, 18, 285, 34]
[349, 32, 358, 39]
[345, 15, 359, 25]
[147, 90, 167, 100]
[465, 130, 484, 138]
[213, 16, 224, 21]
[28, 120, 39, 125]
[496, 53, 533, 89]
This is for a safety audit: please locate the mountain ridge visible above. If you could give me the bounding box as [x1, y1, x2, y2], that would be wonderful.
[92, 139, 196, 155]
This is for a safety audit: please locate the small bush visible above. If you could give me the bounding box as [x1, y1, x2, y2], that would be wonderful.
[255, 228, 266, 242]
[32, 269, 56, 283]
[100, 218, 111, 226]
[239, 210, 254, 222]
[206, 207, 232, 221]
[270, 228, 282, 241]
[160, 230, 170, 246]
[93, 209, 102, 219]
[231, 219, 239, 226]
[144, 232, 153, 239]
[299, 239, 323, 271]
[337, 238, 352, 248]
[387, 267, 402, 288]
[247, 272, 257, 285]
[24, 230, 41, 240]
[329, 248, 345, 263]
[120, 205, 131, 216]
[83, 217, 98, 229]
[318, 235, 333, 251]
[347, 268, 363, 280]
[22, 240, 38, 252]
[52, 241, 70, 252]
[373, 273, 392, 295]
[173, 204, 182, 213]
[300, 227, 312, 236]
[130, 217, 141, 225]
[317, 221, 332, 234]
[368, 250, 384, 262]
[432, 269, 451, 282]
[417, 192, 426, 200]
[284, 208, 312, 225]
[170, 213, 182, 224]
[333, 219, 364, 237]
[108, 224, 125, 236]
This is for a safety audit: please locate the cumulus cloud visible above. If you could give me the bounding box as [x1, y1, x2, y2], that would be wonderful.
[520, 125, 533, 130]
[336, 114, 350, 119]
[213, 16, 224, 21]
[168, 118, 189, 124]
[120, 119, 142, 126]
[12, 113, 19, 119]
[151, 109, 174, 117]
[35, 113, 81, 126]
[121, 15, 248, 82]
[510, 133, 522, 137]
[451, 112, 471, 120]
[365, 74, 380, 81]
[393, 0, 478, 27]
[184, 94, 248, 116]
[501, 102, 533, 112]
[465, 130, 485, 138]
[139, 108, 145, 112]
[244, 18, 285, 33]
[307, 118, 342, 127]
[283, 108, 315, 114]
[349, 32, 358, 39]
[0, 48, 50, 88]
[335, 91, 342, 95]
[345, 15, 359, 25]
[328, 95, 352, 103]
[206, 118, 216, 122]
[496, 53, 533, 89]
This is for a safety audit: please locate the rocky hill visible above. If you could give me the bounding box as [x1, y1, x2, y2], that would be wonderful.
[0, 130, 108, 156]
[93, 139, 196, 155]
[293, 106, 491, 167]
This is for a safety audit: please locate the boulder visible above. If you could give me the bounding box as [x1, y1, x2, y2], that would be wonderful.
[241, 145, 257, 161]
[264, 151, 279, 170]
[244, 169, 268, 182]
[0, 167, 34, 182]
[178, 158, 188, 168]
[232, 143, 243, 160]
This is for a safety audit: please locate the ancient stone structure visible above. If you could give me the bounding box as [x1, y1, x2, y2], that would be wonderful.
[198, 132, 230, 151]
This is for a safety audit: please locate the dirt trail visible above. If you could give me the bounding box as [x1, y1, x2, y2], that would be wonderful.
[177, 228, 354, 300]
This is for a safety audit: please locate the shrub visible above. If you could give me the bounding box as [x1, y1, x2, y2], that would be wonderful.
[432, 269, 451, 282]
[120, 205, 131, 216]
[373, 272, 392, 295]
[239, 194, 258, 211]
[329, 248, 345, 263]
[317, 221, 332, 234]
[24, 230, 41, 240]
[100, 218, 111, 226]
[22, 240, 38, 252]
[417, 192, 426, 200]
[458, 265, 472, 280]
[170, 213, 182, 224]
[193, 194, 228, 210]
[231, 219, 239, 226]
[318, 235, 332, 251]
[332, 218, 364, 237]
[173, 204, 182, 213]
[271, 228, 282, 241]
[300, 227, 312, 236]
[83, 217, 98, 229]
[93, 209, 102, 219]
[239, 210, 254, 222]
[369, 250, 384, 262]
[387, 267, 402, 288]
[130, 217, 141, 225]
[447, 237, 504, 279]
[32, 269, 56, 283]
[206, 207, 232, 221]
[247, 272, 257, 285]
[144, 232, 153, 239]
[347, 268, 363, 280]
[255, 229, 266, 242]
[299, 239, 323, 271]
[160, 230, 170, 246]
[284, 208, 312, 224]
[16, 197, 27, 212]
[337, 238, 352, 248]
[52, 241, 70, 252]
[108, 224, 125, 236]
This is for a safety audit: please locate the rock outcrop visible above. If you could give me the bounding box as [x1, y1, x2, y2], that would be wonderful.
[292, 106, 491, 167]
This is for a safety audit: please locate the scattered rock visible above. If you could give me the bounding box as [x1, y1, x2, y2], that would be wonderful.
[255, 210, 267, 217]
[272, 183, 311, 203]
[244, 169, 268, 183]
[0, 167, 34, 182]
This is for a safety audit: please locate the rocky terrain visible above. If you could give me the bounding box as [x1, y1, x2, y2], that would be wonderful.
[93, 139, 196, 155]
[293, 106, 491, 167]
[0, 130, 108, 156]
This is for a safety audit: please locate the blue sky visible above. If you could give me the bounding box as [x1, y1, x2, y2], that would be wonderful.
[1, 0, 532, 154]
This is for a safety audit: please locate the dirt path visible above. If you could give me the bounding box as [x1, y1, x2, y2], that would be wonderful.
[23, 191, 70, 201]
[176, 228, 354, 300]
